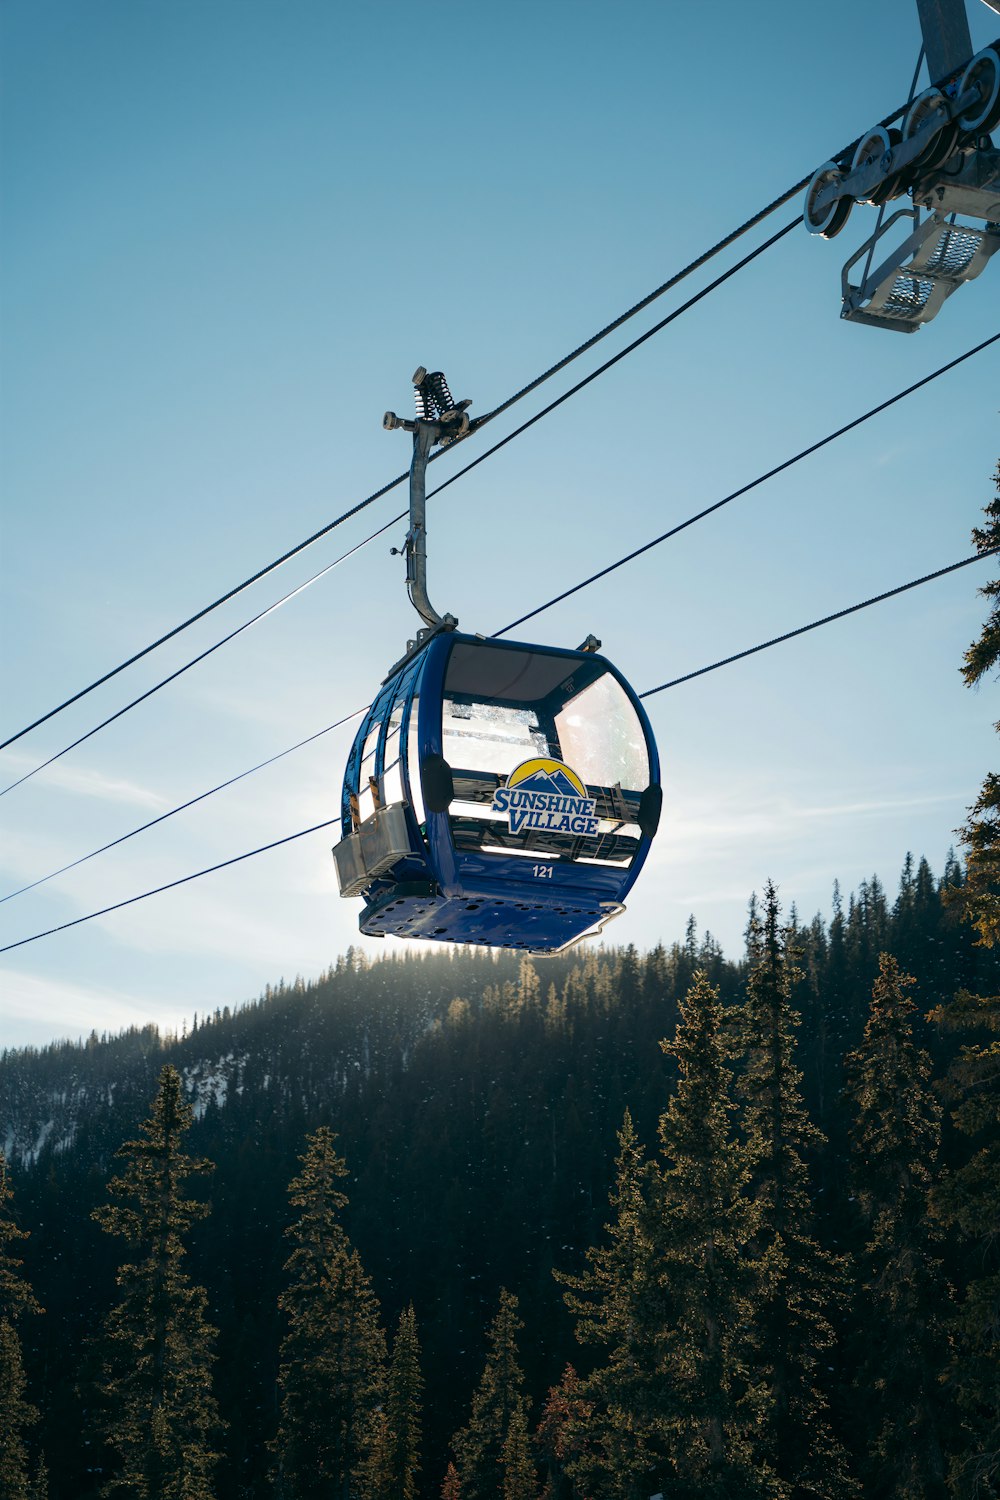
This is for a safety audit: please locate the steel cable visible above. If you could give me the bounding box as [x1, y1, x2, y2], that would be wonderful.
[0, 820, 341, 954]
[639, 547, 1000, 697]
[3, 55, 995, 950]
[494, 330, 1000, 636]
[0, 217, 802, 797]
[2, 543, 995, 953]
[3, 63, 933, 760]
[0, 709, 366, 904]
[0, 524, 394, 798]
[4, 329, 996, 900]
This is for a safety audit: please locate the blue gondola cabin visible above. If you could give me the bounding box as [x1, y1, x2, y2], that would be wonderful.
[333, 632, 661, 953]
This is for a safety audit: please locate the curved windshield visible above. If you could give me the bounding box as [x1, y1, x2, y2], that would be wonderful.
[440, 642, 651, 865]
[554, 672, 649, 790]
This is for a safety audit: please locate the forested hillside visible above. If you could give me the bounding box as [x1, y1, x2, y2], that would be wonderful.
[2, 853, 998, 1498]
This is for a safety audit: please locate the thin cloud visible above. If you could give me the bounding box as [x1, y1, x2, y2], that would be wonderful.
[656, 787, 965, 857]
[0, 968, 184, 1049]
[796, 791, 963, 820]
[0, 753, 169, 811]
[85, 859, 334, 971]
[874, 444, 906, 468]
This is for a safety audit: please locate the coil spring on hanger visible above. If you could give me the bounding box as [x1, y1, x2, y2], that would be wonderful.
[411, 367, 460, 423]
[425, 370, 455, 416]
[413, 382, 435, 421]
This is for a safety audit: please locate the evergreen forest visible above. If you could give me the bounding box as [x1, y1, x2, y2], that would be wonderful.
[1, 468, 998, 1498]
[0, 859, 997, 1500]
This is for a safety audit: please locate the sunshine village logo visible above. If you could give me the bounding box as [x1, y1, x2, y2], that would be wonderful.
[491, 757, 599, 837]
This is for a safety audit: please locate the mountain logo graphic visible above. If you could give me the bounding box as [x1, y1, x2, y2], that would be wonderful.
[507, 758, 588, 799]
[491, 758, 599, 839]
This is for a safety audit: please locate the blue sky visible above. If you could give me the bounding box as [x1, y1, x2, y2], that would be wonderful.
[2, 0, 999, 1050]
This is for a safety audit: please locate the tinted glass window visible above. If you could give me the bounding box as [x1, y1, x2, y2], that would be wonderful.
[407, 691, 425, 824]
[442, 643, 649, 792]
[358, 718, 382, 821]
[442, 700, 550, 777]
[555, 673, 649, 790]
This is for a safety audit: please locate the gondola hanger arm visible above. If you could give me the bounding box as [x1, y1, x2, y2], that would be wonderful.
[383, 366, 472, 652]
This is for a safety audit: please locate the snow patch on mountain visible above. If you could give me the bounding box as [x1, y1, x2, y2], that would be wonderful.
[182, 1054, 248, 1120]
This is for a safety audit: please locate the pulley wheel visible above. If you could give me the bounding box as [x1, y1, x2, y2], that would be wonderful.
[852, 126, 890, 173]
[824, 195, 853, 238]
[903, 89, 958, 172]
[958, 47, 1000, 134]
[851, 126, 897, 204]
[804, 161, 852, 238]
[868, 129, 904, 205]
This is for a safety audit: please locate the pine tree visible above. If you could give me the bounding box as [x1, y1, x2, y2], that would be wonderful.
[928, 983, 1000, 1498]
[927, 462, 1000, 1497]
[452, 1290, 531, 1500]
[559, 1113, 662, 1498]
[0, 1323, 36, 1500]
[953, 777, 1000, 947]
[949, 462, 1000, 951]
[273, 1126, 386, 1500]
[0, 1150, 42, 1500]
[958, 461, 1000, 693]
[649, 970, 779, 1498]
[364, 1303, 422, 1500]
[500, 1402, 536, 1500]
[739, 883, 856, 1498]
[91, 1064, 223, 1500]
[845, 953, 952, 1498]
[28, 1455, 48, 1500]
[943, 468, 1000, 951]
[441, 1462, 462, 1500]
[534, 1366, 590, 1500]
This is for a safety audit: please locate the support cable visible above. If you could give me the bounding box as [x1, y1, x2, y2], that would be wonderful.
[0, 523, 394, 798]
[0, 820, 340, 955]
[0, 474, 410, 754]
[1, 544, 995, 954]
[3, 71, 925, 759]
[475, 207, 805, 428]
[0, 709, 366, 904]
[638, 547, 1000, 697]
[494, 330, 1000, 637]
[0, 217, 799, 795]
[473, 83, 927, 430]
[3, 329, 996, 882]
[430, 219, 802, 503]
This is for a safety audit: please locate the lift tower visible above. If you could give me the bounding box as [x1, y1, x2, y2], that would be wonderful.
[804, 0, 1000, 329]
